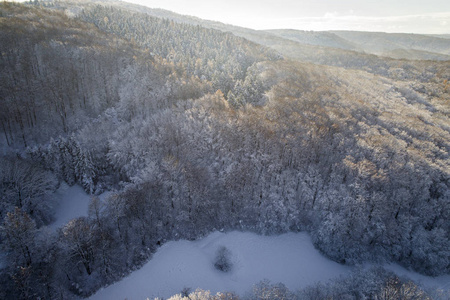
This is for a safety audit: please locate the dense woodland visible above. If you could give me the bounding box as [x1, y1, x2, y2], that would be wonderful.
[0, 1, 449, 299]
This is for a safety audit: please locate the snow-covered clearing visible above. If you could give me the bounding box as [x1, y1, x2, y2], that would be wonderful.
[48, 182, 111, 231]
[89, 231, 450, 300]
[90, 231, 350, 300]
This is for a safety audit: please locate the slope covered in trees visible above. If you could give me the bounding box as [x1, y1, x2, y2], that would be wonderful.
[0, 1, 449, 299]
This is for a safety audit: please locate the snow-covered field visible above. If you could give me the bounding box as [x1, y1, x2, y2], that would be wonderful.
[48, 182, 111, 231]
[90, 231, 351, 300]
[89, 231, 450, 300]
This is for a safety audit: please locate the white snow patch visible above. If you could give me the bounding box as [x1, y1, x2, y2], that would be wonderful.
[48, 182, 111, 231]
[89, 231, 352, 300]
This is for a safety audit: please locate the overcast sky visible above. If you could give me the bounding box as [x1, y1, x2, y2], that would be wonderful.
[126, 0, 450, 34]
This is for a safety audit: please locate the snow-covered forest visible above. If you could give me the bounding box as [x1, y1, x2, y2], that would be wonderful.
[0, 1, 449, 299]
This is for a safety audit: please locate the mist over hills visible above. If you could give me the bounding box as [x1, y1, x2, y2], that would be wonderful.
[267, 29, 450, 61]
[0, 1, 449, 299]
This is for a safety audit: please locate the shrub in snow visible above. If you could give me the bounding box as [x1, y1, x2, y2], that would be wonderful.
[181, 287, 191, 297]
[214, 246, 233, 272]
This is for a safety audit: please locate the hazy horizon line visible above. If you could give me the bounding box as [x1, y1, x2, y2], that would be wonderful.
[9, 0, 450, 35]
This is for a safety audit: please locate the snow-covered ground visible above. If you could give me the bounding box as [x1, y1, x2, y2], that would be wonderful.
[48, 182, 111, 231]
[90, 231, 352, 300]
[89, 231, 450, 300]
[384, 263, 450, 292]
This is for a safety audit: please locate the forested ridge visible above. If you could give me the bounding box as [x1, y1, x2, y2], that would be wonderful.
[0, 1, 449, 299]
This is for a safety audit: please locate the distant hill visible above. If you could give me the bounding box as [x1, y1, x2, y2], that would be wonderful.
[332, 30, 450, 58]
[382, 48, 450, 61]
[93, 1, 450, 64]
[265, 29, 361, 51]
[430, 34, 450, 39]
[106, 1, 450, 62]
[264, 29, 450, 61]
